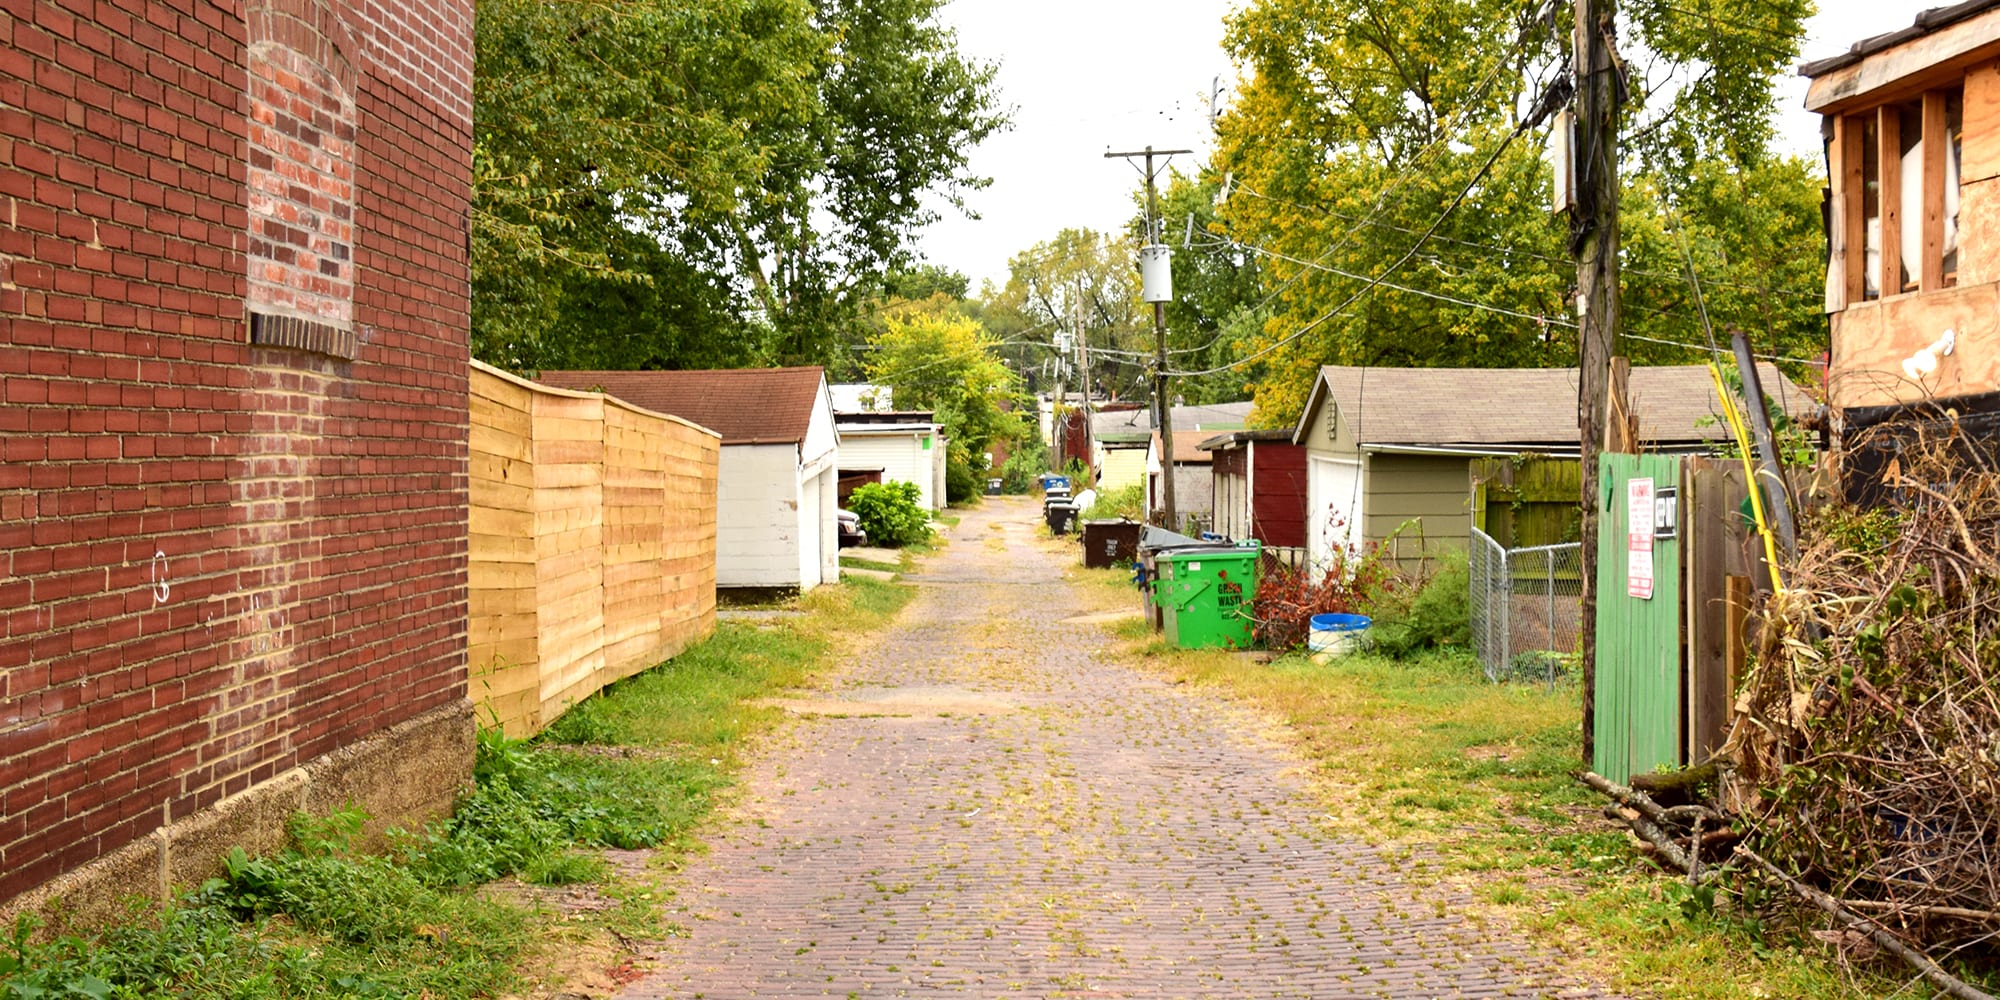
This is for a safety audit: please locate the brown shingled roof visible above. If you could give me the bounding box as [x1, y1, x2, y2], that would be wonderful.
[1151, 430, 1214, 465]
[534, 367, 826, 445]
[1295, 364, 1815, 448]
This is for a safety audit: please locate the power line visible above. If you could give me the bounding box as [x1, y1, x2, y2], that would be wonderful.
[1212, 237, 1575, 330]
[1231, 184, 1825, 302]
[1621, 329, 1822, 368]
[1170, 105, 1549, 379]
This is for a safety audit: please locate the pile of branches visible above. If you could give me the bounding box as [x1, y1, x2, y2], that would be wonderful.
[1724, 436, 2000, 953]
[1249, 551, 1397, 651]
[1580, 768, 1740, 877]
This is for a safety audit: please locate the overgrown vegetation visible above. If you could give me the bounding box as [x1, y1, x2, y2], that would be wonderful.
[846, 480, 933, 548]
[1249, 550, 1398, 651]
[1080, 483, 1143, 521]
[944, 454, 983, 505]
[1, 579, 916, 1000]
[1362, 551, 1473, 658]
[997, 439, 1049, 494]
[1730, 440, 2000, 958]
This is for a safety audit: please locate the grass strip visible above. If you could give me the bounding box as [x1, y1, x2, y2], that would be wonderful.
[1, 577, 916, 1000]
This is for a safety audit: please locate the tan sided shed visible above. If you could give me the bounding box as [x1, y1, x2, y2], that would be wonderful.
[1289, 365, 1812, 573]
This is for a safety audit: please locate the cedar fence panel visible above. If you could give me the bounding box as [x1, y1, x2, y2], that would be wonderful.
[467, 361, 721, 738]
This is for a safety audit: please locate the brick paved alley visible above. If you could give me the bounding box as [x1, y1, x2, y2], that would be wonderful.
[619, 497, 1615, 999]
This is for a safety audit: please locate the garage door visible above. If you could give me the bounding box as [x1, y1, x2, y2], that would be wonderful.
[1308, 456, 1363, 572]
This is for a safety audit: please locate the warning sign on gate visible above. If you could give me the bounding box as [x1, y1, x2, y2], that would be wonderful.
[1626, 477, 1654, 600]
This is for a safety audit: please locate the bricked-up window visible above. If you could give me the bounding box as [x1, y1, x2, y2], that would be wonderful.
[246, 31, 360, 359]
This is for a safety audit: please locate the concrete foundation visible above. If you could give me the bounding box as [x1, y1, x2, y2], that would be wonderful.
[1, 699, 475, 932]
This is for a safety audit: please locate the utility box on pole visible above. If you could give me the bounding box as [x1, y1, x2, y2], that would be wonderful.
[1107, 145, 1192, 531]
[1140, 244, 1173, 303]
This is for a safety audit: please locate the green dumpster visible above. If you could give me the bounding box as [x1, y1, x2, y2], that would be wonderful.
[1154, 543, 1261, 649]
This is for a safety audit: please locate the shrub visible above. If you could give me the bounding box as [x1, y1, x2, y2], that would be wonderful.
[945, 452, 982, 504]
[1081, 483, 1143, 521]
[1363, 551, 1472, 658]
[1251, 547, 1402, 651]
[846, 480, 931, 547]
[998, 440, 1048, 493]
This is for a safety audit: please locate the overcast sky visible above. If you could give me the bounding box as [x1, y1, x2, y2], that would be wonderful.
[910, 0, 1927, 292]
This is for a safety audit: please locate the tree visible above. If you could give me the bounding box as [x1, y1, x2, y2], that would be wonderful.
[470, 0, 1005, 372]
[863, 303, 1028, 476]
[982, 229, 1152, 401]
[1205, 0, 1819, 424]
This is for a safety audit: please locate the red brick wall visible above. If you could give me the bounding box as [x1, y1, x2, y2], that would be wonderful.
[0, 0, 474, 902]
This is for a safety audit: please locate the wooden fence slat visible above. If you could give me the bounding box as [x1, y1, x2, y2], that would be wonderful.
[465, 361, 720, 739]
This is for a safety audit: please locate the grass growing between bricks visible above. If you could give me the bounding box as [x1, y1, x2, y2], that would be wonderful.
[1113, 631, 1902, 999]
[0, 578, 915, 1000]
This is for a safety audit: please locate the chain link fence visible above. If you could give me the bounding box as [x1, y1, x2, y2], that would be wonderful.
[1469, 527, 1583, 683]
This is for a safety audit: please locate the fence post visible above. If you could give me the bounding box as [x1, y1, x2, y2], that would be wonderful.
[1546, 552, 1557, 691]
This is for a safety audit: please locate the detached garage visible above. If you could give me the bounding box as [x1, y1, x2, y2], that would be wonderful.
[835, 410, 947, 511]
[537, 367, 841, 594]
[1289, 364, 1812, 575]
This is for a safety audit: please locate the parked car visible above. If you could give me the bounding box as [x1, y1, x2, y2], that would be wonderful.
[837, 508, 867, 548]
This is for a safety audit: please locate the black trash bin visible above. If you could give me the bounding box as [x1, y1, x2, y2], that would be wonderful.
[1046, 502, 1080, 535]
[1081, 519, 1143, 568]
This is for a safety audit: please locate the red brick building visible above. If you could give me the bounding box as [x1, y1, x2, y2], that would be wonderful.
[0, 0, 475, 911]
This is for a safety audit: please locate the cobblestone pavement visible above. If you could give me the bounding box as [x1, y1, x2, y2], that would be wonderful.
[618, 498, 1616, 999]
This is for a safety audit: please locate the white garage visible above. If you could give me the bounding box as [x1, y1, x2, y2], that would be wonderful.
[537, 366, 842, 594]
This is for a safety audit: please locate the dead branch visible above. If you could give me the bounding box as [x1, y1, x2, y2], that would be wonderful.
[1578, 770, 1724, 829]
[1738, 847, 1997, 1000]
[1727, 431, 2000, 944]
[1579, 771, 1722, 884]
[1839, 899, 2000, 925]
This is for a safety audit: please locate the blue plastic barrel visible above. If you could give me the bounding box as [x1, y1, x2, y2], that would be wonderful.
[1307, 613, 1371, 655]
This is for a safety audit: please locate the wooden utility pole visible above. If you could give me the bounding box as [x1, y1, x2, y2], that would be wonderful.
[1105, 145, 1191, 528]
[1074, 277, 1096, 482]
[1574, 0, 1626, 766]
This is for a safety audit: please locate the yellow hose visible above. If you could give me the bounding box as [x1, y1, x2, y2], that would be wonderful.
[1710, 362, 1786, 594]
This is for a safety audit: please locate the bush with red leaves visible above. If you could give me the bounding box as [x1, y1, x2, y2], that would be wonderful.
[1251, 547, 1402, 651]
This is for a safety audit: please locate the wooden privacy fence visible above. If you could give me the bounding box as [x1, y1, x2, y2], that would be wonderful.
[468, 361, 722, 738]
[1593, 453, 1762, 782]
[1471, 455, 1582, 548]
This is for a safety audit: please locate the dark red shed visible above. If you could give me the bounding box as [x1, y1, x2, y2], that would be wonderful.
[1199, 429, 1308, 549]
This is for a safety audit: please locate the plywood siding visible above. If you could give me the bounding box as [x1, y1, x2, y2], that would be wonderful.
[1829, 280, 2000, 408]
[468, 362, 720, 738]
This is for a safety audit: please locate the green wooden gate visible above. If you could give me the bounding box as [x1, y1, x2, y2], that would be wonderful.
[1594, 453, 1683, 782]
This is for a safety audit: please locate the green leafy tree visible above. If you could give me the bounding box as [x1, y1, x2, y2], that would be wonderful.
[471, 0, 1005, 372]
[846, 481, 931, 547]
[1205, 0, 1820, 424]
[982, 229, 1152, 401]
[864, 303, 1028, 470]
